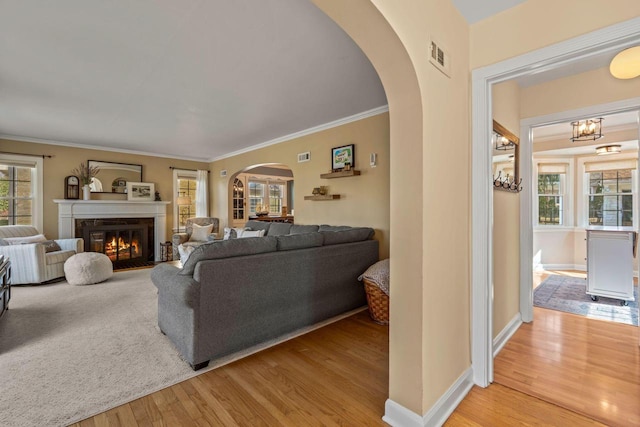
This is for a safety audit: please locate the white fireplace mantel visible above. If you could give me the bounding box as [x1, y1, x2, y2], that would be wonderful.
[53, 200, 171, 261]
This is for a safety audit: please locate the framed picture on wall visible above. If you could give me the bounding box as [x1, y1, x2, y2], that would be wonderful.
[126, 182, 155, 201]
[331, 144, 355, 171]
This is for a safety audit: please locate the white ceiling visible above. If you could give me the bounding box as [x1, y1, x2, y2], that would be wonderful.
[0, 1, 386, 161]
[1, 1, 630, 162]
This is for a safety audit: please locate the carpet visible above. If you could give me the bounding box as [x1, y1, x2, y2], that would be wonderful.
[534, 274, 638, 326]
[0, 269, 362, 426]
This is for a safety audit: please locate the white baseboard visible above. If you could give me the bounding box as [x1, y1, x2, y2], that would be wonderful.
[382, 368, 474, 427]
[493, 314, 522, 357]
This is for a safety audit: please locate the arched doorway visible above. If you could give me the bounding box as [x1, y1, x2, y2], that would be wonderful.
[228, 163, 294, 227]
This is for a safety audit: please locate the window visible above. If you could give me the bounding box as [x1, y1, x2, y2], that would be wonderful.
[0, 154, 42, 229]
[536, 163, 568, 226]
[587, 169, 633, 226]
[172, 169, 197, 231]
[248, 179, 286, 215]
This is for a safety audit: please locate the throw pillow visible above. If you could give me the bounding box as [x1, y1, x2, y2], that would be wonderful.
[4, 234, 47, 245]
[178, 244, 196, 264]
[189, 223, 213, 242]
[223, 227, 248, 240]
[41, 240, 62, 253]
[238, 229, 265, 238]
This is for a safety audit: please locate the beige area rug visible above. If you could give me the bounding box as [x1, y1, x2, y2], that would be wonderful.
[0, 269, 364, 426]
[0, 269, 199, 427]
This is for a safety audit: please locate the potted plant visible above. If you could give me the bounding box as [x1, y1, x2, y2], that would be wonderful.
[71, 162, 100, 200]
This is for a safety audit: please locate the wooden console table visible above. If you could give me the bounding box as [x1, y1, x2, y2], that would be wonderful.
[0, 255, 11, 319]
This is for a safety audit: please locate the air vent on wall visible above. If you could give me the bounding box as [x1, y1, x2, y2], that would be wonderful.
[220, 170, 227, 177]
[429, 38, 451, 78]
[298, 152, 311, 163]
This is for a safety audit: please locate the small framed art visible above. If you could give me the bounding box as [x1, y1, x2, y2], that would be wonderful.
[126, 182, 155, 201]
[331, 144, 355, 171]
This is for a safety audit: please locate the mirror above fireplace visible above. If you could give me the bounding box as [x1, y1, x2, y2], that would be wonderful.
[88, 160, 143, 193]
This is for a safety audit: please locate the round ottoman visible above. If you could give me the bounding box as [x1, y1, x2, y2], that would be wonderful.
[64, 252, 113, 285]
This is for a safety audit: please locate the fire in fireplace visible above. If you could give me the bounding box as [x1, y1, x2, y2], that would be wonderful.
[75, 218, 154, 269]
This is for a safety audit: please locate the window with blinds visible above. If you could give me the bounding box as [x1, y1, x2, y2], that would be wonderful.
[537, 163, 568, 226]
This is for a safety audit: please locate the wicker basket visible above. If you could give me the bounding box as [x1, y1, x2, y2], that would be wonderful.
[363, 279, 389, 325]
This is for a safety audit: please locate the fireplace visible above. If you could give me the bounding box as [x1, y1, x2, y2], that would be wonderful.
[54, 199, 170, 263]
[75, 218, 154, 269]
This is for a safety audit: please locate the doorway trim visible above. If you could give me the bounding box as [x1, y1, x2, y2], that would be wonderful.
[471, 17, 640, 387]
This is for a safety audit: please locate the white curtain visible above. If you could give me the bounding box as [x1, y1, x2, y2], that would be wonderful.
[195, 169, 208, 217]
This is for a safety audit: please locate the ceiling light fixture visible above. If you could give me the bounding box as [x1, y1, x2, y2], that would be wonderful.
[570, 118, 603, 142]
[610, 45, 640, 79]
[494, 132, 515, 151]
[595, 144, 621, 156]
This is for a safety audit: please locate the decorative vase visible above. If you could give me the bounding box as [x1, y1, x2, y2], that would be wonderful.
[83, 184, 91, 201]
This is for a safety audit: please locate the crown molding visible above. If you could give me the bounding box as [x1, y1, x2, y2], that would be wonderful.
[0, 134, 208, 162]
[209, 105, 389, 162]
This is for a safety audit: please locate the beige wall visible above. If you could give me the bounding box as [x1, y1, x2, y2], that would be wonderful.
[521, 66, 640, 119]
[492, 81, 521, 338]
[471, 0, 640, 69]
[0, 139, 208, 240]
[210, 113, 390, 259]
[315, 0, 471, 416]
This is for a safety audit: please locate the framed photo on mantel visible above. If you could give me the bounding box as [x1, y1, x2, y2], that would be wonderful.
[126, 182, 155, 201]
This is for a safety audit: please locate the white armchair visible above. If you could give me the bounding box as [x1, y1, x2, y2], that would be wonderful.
[0, 225, 84, 284]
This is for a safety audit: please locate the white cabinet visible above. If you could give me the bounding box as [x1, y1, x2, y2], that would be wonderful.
[586, 227, 637, 303]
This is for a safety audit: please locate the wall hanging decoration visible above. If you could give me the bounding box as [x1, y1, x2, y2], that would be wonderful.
[331, 144, 354, 171]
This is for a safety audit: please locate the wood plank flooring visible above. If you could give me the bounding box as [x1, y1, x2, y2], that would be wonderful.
[72, 301, 639, 426]
[495, 306, 640, 427]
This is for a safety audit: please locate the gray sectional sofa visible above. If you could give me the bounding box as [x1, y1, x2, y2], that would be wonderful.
[151, 221, 379, 370]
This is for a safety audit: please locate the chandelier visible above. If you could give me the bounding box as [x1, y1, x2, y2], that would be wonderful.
[570, 118, 603, 142]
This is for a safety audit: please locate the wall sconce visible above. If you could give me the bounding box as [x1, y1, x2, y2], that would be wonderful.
[595, 144, 622, 156]
[571, 118, 603, 142]
[494, 133, 515, 151]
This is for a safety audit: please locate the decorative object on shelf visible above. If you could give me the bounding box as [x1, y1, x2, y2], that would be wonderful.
[305, 186, 339, 200]
[595, 144, 622, 156]
[126, 182, 155, 201]
[331, 144, 355, 172]
[64, 175, 80, 199]
[493, 170, 522, 193]
[71, 161, 100, 200]
[254, 203, 269, 216]
[344, 162, 352, 171]
[281, 206, 288, 216]
[570, 118, 603, 142]
[154, 191, 162, 201]
[610, 45, 640, 79]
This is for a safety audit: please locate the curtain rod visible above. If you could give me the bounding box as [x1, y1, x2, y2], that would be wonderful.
[169, 166, 210, 173]
[0, 151, 52, 158]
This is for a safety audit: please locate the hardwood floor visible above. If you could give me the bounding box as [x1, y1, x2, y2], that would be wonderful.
[494, 307, 640, 427]
[72, 304, 639, 426]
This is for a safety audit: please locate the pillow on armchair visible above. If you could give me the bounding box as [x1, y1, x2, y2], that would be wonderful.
[189, 223, 213, 242]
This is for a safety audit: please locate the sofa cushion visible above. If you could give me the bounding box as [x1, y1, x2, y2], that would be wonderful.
[189, 223, 213, 242]
[321, 228, 375, 245]
[239, 229, 265, 238]
[318, 224, 353, 232]
[41, 240, 62, 253]
[244, 220, 271, 233]
[179, 236, 278, 276]
[290, 224, 319, 234]
[276, 233, 324, 251]
[223, 227, 247, 240]
[266, 222, 292, 236]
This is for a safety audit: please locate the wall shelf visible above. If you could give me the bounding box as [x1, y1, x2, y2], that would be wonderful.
[320, 170, 361, 179]
[304, 195, 341, 201]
